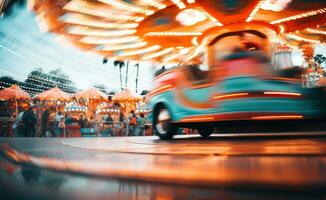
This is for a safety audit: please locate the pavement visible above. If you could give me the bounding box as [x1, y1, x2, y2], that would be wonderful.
[1, 132, 326, 200]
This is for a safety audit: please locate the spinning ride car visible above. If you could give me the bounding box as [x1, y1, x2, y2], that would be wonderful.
[147, 25, 326, 140]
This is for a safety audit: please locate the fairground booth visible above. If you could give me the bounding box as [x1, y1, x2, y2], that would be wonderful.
[0, 85, 31, 136]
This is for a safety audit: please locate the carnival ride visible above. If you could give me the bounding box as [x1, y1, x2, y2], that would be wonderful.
[29, 0, 325, 63]
[28, 0, 326, 139]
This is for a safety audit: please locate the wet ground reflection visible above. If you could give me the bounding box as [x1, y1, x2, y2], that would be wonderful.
[1, 156, 326, 200]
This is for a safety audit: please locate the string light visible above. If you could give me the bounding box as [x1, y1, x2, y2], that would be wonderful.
[139, 0, 166, 10]
[1, 78, 76, 93]
[118, 45, 161, 57]
[80, 36, 140, 44]
[61, 13, 139, 29]
[169, 0, 186, 9]
[0, 81, 40, 92]
[63, 0, 144, 22]
[278, 24, 285, 33]
[270, 8, 326, 24]
[162, 47, 194, 63]
[287, 34, 321, 43]
[98, 0, 155, 16]
[0, 44, 78, 85]
[306, 28, 326, 35]
[192, 37, 199, 45]
[101, 42, 147, 51]
[67, 26, 137, 36]
[246, 0, 266, 22]
[0, 68, 76, 93]
[145, 31, 203, 36]
[142, 48, 174, 60]
[187, 0, 195, 4]
[185, 43, 205, 61]
[199, 9, 223, 26]
[0, 81, 75, 94]
[179, 47, 192, 55]
[26, 75, 76, 90]
[162, 53, 179, 63]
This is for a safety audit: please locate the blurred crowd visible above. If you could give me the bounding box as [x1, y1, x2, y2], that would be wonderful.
[10, 104, 148, 137]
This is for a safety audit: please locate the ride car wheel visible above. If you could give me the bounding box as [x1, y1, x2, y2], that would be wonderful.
[153, 107, 176, 140]
[198, 128, 213, 138]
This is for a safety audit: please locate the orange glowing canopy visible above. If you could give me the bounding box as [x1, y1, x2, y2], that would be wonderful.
[75, 87, 107, 100]
[0, 85, 30, 100]
[30, 0, 326, 63]
[34, 86, 71, 101]
[112, 89, 142, 102]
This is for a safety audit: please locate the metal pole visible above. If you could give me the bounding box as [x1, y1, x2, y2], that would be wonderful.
[125, 61, 129, 89]
[135, 63, 139, 93]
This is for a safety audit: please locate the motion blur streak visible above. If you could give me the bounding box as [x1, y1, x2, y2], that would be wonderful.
[181, 117, 214, 122]
[150, 84, 173, 96]
[213, 93, 249, 100]
[263, 91, 302, 96]
[252, 115, 304, 120]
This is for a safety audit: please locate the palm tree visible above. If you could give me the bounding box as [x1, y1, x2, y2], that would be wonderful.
[134, 63, 140, 93]
[113, 60, 124, 91]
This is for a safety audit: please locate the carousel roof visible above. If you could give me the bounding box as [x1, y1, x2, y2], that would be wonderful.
[0, 85, 31, 100]
[75, 87, 107, 100]
[112, 89, 142, 102]
[30, 0, 326, 63]
[34, 86, 71, 101]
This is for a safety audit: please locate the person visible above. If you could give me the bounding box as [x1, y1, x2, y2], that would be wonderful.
[58, 117, 66, 137]
[55, 111, 63, 126]
[103, 114, 114, 136]
[40, 109, 50, 137]
[13, 107, 25, 137]
[136, 113, 145, 136]
[48, 110, 56, 137]
[105, 114, 114, 124]
[22, 105, 37, 137]
[65, 113, 73, 125]
[119, 112, 125, 123]
[116, 113, 125, 136]
[55, 111, 64, 137]
[128, 110, 137, 136]
[78, 115, 87, 128]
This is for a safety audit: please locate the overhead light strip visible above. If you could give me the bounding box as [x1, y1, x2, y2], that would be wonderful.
[246, 0, 266, 22]
[145, 31, 203, 36]
[62, 14, 139, 29]
[199, 10, 223, 26]
[306, 28, 326, 35]
[139, 0, 166, 10]
[142, 48, 174, 60]
[101, 42, 147, 51]
[98, 0, 155, 15]
[68, 27, 136, 36]
[270, 8, 326, 24]
[163, 53, 179, 63]
[118, 45, 161, 57]
[169, 0, 186, 9]
[63, 1, 144, 22]
[80, 36, 140, 44]
[287, 34, 320, 43]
